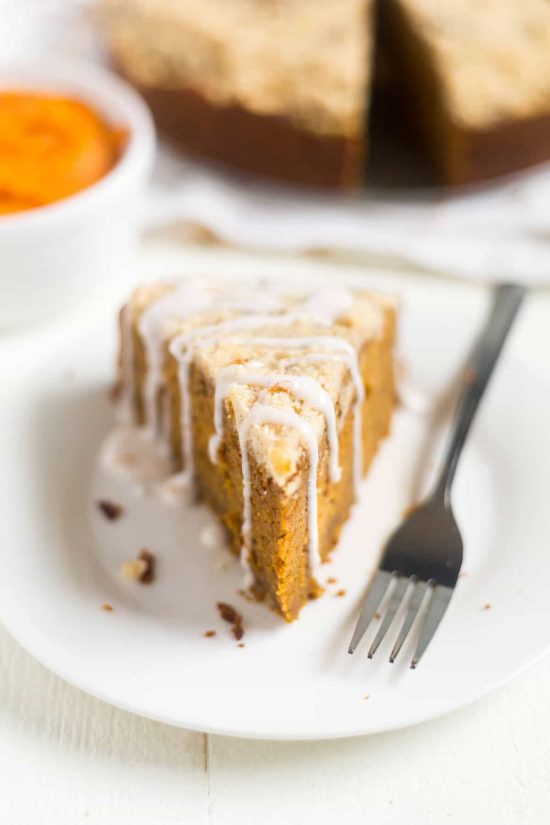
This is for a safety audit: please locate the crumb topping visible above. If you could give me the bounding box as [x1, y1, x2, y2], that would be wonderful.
[101, 0, 374, 136]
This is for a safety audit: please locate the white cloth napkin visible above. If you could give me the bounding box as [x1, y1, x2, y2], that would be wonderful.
[148, 147, 550, 284]
[5, 0, 550, 285]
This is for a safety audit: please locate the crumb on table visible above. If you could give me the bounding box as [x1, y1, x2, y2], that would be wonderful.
[335, 589, 347, 598]
[363, 693, 371, 701]
[238, 642, 246, 648]
[204, 630, 216, 638]
[482, 603, 492, 610]
[101, 603, 113, 612]
[326, 576, 338, 585]
[374, 611, 382, 620]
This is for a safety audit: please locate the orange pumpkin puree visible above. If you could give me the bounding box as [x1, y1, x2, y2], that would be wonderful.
[0, 92, 127, 215]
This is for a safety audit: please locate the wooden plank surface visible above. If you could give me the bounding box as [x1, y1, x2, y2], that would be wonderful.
[2, 623, 550, 824]
[0, 626, 208, 825]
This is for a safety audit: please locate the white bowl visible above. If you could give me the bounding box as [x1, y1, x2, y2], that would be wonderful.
[0, 59, 155, 329]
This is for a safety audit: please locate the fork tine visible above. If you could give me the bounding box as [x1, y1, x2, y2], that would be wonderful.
[368, 576, 409, 659]
[411, 584, 454, 669]
[348, 570, 394, 654]
[389, 578, 429, 663]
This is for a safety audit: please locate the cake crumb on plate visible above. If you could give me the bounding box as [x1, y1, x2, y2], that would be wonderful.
[121, 549, 156, 583]
[97, 499, 123, 521]
[217, 602, 245, 640]
[232, 624, 244, 641]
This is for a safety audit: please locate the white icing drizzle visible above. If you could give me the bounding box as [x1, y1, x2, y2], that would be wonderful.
[128, 282, 354, 435]
[138, 284, 286, 437]
[238, 404, 320, 584]
[167, 308, 364, 586]
[199, 521, 227, 551]
[231, 334, 362, 397]
[280, 352, 365, 494]
[300, 285, 354, 321]
[100, 425, 172, 483]
[226, 336, 365, 493]
[154, 471, 194, 507]
[117, 282, 374, 590]
[168, 313, 333, 481]
[208, 364, 341, 483]
[139, 282, 213, 436]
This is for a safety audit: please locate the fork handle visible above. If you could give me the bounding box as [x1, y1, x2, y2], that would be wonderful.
[434, 283, 527, 506]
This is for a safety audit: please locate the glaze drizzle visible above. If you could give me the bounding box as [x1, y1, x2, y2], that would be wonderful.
[119, 281, 380, 586]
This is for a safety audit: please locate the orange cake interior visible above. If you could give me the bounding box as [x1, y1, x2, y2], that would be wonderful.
[117, 279, 396, 621]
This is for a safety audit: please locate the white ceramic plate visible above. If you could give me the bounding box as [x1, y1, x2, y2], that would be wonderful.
[1, 276, 549, 740]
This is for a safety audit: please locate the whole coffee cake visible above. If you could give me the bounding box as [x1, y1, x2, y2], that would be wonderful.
[101, 0, 550, 187]
[99, 0, 375, 189]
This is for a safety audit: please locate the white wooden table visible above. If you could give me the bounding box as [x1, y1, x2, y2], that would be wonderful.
[2, 242, 550, 825]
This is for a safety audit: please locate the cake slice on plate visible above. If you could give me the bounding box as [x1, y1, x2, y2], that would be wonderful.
[117, 279, 395, 620]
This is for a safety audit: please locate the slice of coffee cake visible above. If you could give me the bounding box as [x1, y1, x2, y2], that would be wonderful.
[117, 279, 395, 620]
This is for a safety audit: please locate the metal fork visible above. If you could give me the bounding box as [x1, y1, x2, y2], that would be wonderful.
[348, 283, 526, 668]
